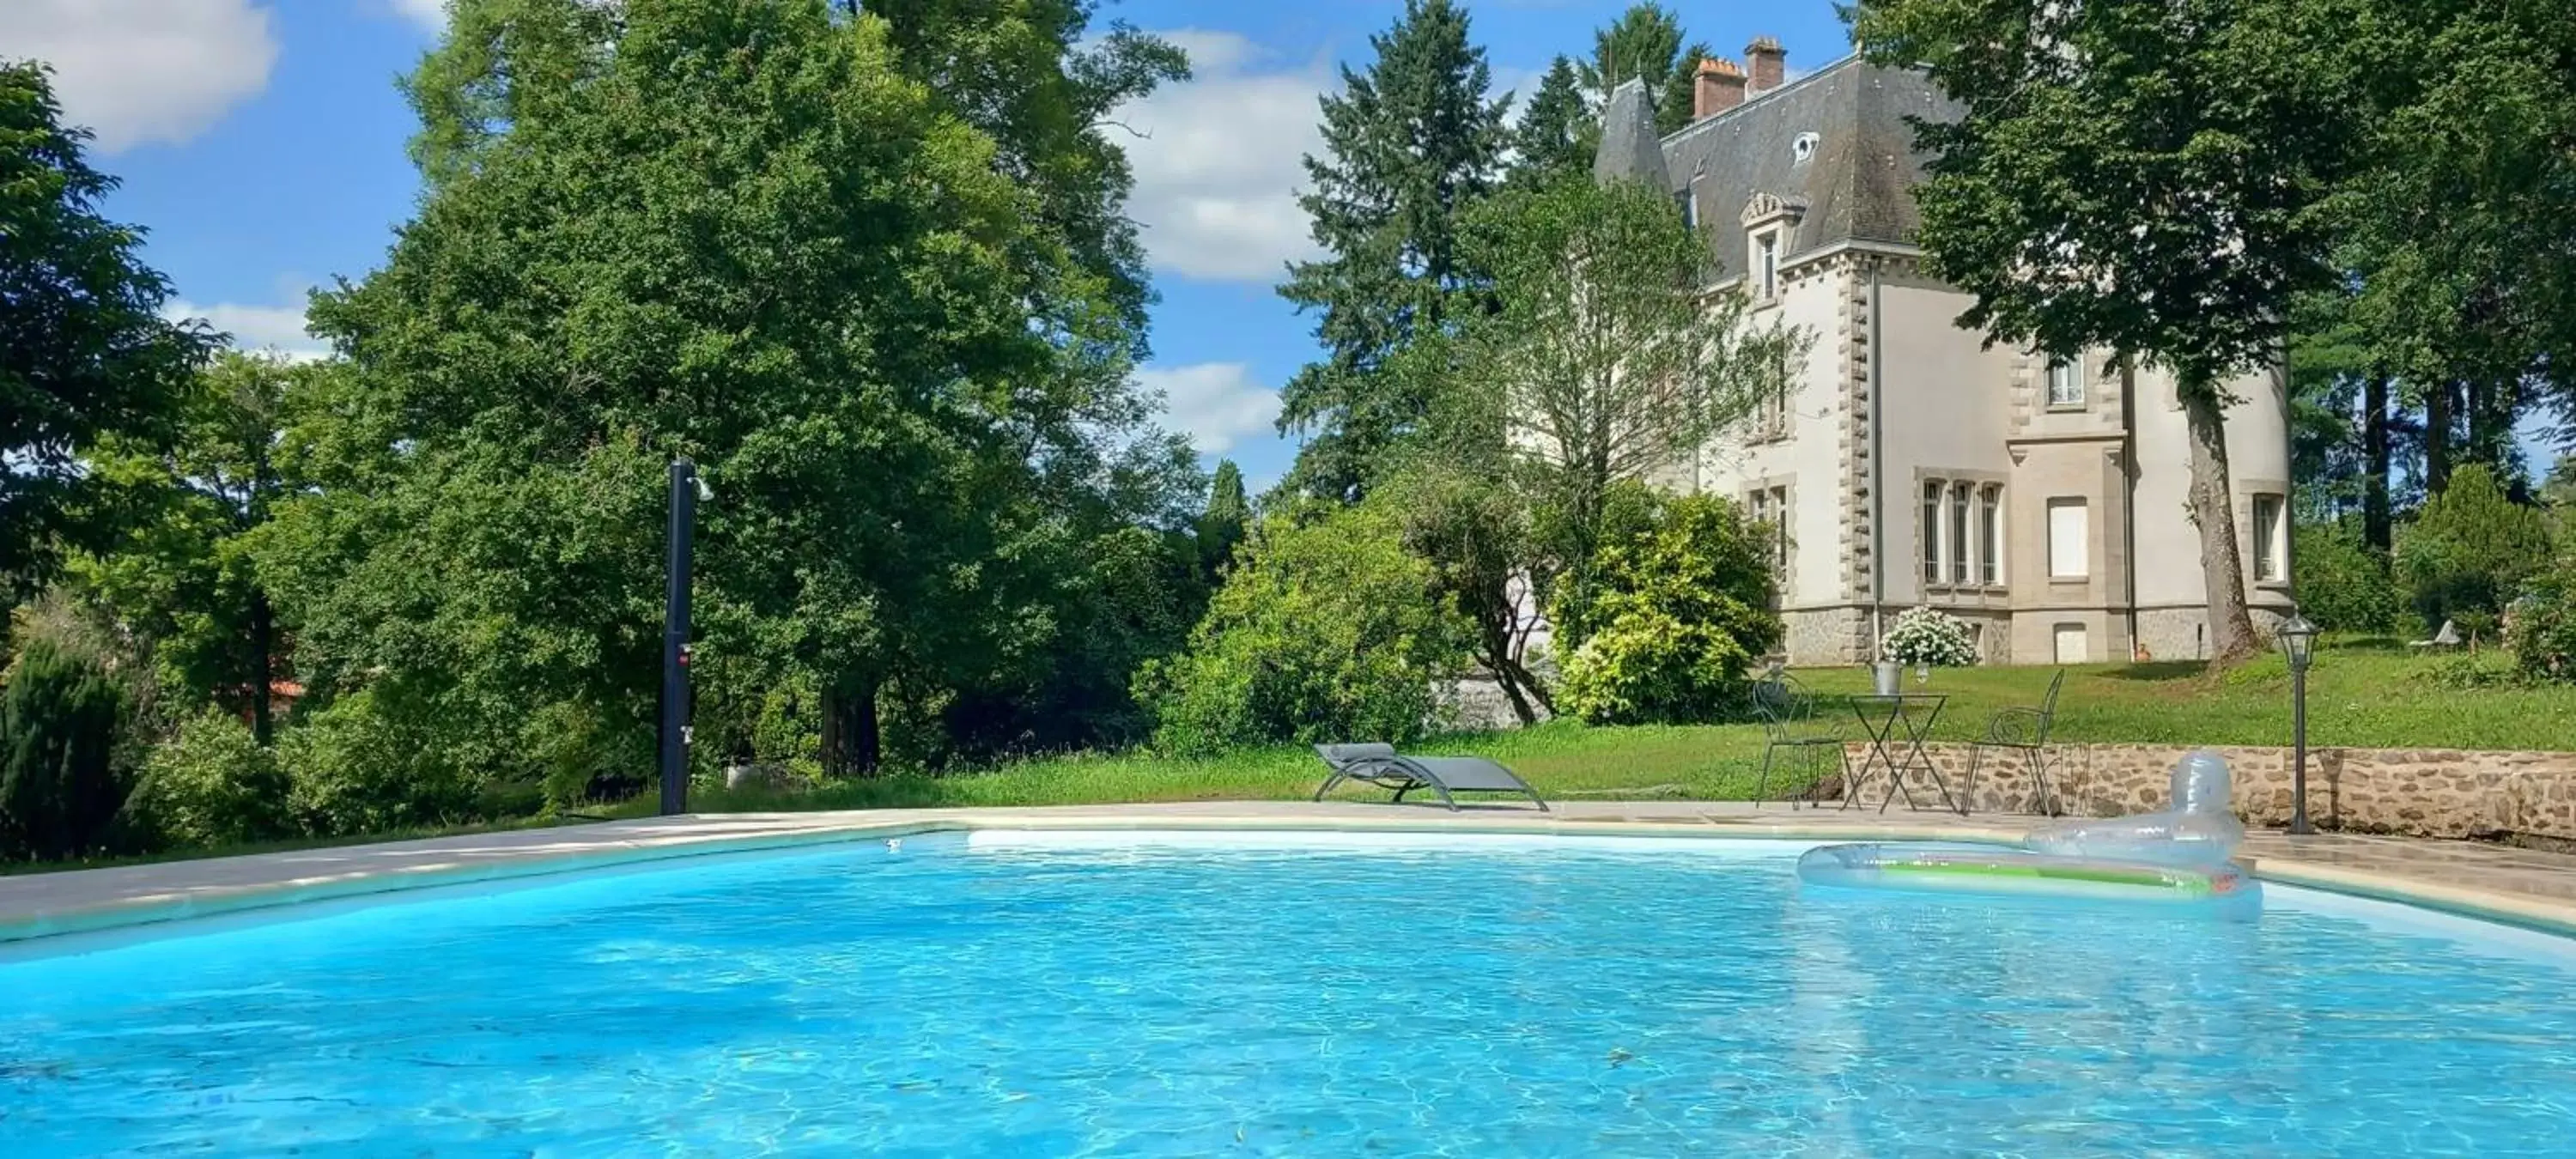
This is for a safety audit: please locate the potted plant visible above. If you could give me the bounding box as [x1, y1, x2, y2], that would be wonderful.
[1880, 606, 1979, 686]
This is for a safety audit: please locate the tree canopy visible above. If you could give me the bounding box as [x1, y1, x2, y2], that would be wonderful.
[1275, 0, 1509, 503]
[0, 61, 216, 593]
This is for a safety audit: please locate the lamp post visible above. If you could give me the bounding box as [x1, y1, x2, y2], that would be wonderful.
[2276, 610, 2318, 835]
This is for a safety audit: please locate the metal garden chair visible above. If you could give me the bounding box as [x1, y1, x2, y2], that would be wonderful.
[1965, 667, 2067, 816]
[1750, 672, 1849, 805]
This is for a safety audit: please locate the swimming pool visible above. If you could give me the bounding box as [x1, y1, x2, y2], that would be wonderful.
[4, 831, 2573, 1156]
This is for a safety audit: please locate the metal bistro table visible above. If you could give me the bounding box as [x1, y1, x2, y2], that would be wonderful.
[1843, 693, 1963, 814]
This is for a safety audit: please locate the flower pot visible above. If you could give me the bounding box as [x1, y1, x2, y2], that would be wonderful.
[1873, 661, 1900, 696]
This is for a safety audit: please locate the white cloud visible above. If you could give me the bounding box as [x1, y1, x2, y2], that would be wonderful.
[389, 0, 448, 32]
[1135, 362, 1281, 454]
[165, 299, 329, 361]
[1113, 29, 1327, 282]
[0, 1, 278, 154]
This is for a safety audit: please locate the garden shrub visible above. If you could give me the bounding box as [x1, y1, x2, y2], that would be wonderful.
[2509, 570, 2576, 684]
[2293, 519, 2406, 634]
[1880, 606, 1979, 668]
[1554, 494, 1780, 725]
[280, 688, 482, 836]
[1138, 502, 1472, 755]
[0, 634, 132, 861]
[2397, 464, 2553, 640]
[125, 708, 293, 850]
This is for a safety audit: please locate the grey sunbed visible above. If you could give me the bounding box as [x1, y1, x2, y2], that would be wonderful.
[1311, 743, 1549, 811]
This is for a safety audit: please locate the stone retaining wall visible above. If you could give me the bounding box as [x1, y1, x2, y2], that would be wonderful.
[1828, 742, 2576, 841]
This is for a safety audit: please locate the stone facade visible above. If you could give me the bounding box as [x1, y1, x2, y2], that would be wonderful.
[1831, 742, 2576, 842]
[1594, 52, 2295, 668]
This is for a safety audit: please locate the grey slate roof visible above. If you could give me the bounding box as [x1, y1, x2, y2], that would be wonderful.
[1592, 78, 1669, 189]
[1594, 54, 1961, 283]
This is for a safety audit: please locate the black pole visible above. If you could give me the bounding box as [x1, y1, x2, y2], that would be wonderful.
[659, 458, 697, 816]
[2288, 661, 2312, 834]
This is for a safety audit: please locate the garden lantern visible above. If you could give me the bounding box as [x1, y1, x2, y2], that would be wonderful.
[2276, 610, 2318, 834]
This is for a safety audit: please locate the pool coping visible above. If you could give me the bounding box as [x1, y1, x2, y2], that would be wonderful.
[5, 807, 2576, 945]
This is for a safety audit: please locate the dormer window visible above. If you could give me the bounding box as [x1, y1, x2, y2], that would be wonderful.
[1675, 189, 1698, 228]
[1738, 191, 1806, 303]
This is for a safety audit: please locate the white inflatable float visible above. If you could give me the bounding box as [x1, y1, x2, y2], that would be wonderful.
[1797, 750, 2260, 907]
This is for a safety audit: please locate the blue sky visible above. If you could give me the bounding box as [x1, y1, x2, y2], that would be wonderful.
[4, 1, 1862, 493]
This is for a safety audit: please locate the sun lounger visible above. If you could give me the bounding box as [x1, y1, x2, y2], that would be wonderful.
[1311, 743, 1549, 811]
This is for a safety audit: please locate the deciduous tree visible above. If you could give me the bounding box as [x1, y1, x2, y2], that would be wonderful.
[1850, 0, 2365, 665]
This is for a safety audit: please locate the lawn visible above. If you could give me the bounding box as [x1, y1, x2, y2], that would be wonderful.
[27, 641, 2570, 873]
[652, 640, 2576, 815]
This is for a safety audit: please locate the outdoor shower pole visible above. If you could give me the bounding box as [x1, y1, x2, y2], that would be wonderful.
[659, 458, 697, 816]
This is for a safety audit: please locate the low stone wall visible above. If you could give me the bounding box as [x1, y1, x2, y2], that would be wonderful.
[1829, 742, 2576, 841]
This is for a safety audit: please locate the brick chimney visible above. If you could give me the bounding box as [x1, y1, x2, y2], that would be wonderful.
[1692, 57, 1747, 120]
[1746, 35, 1786, 95]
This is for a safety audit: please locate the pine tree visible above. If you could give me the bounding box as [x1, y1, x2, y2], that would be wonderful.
[1504, 56, 1591, 191]
[1197, 458, 1249, 580]
[1575, 4, 1710, 137]
[1275, 0, 1508, 503]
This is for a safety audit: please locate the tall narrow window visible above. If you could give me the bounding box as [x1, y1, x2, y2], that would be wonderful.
[2047, 498, 2089, 580]
[1979, 485, 2002, 586]
[1922, 481, 1943, 586]
[1949, 482, 1972, 585]
[1755, 230, 1779, 299]
[2046, 357, 2083, 407]
[1676, 189, 1698, 228]
[2252, 494, 2286, 581]
[1770, 486, 1790, 572]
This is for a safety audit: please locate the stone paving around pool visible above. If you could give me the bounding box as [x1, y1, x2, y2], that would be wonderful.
[6, 801, 2576, 944]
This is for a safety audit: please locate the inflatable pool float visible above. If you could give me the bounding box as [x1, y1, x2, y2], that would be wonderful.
[1797, 749, 2260, 907]
[1795, 843, 2255, 903]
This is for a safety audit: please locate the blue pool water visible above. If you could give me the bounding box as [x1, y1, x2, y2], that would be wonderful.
[4, 832, 2575, 1156]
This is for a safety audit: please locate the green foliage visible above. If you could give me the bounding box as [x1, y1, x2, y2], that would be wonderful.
[1140, 503, 1470, 755]
[1197, 458, 1249, 580]
[1850, 0, 2364, 665]
[2396, 464, 2553, 635]
[0, 629, 131, 860]
[71, 351, 295, 737]
[247, 0, 1203, 804]
[0, 61, 216, 591]
[278, 688, 483, 837]
[1880, 606, 1979, 668]
[125, 709, 291, 850]
[2293, 518, 2407, 633]
[1276, 0, 1510, 502]
[1378, 458, 1552, 724]
[1575, 3, 1710, 137]
[1452, 178, 1805, 604]
[1554, 494, 1779, 725]
[2508, 570, 2576, 684]
[1503, 56, 1590, 191]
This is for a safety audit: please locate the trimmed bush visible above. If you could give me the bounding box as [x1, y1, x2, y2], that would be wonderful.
[125, 708, 293, 849]
[2397, 464, 2553, 640]
[0, 636, 131, 861]
[1555, 494, 1780, 725]
[1139, 503, 1472, 755]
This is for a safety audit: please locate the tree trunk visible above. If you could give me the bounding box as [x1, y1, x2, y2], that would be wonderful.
[2424, 380, 2454, 495]
[822, 675, 882, 777]
[2181, 381, 2262, 666]
[249, 589, 274, 746]
[2361, 373, 2391, 552]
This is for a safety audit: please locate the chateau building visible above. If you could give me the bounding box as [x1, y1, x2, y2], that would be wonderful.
[1592, 39, 2293, 664]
